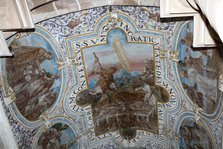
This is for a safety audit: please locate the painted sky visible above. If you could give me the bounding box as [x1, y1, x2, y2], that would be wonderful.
[82, 28, 154, 74]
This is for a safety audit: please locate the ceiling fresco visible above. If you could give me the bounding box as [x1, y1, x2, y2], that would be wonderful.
[179, 118, 213, 149]
[0, 6, 223, 149]
[177, 22, 223, 114]
[5, 33, 61, 121]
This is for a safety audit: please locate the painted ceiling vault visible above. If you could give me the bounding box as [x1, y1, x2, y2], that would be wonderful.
[0, 5, 223, 149]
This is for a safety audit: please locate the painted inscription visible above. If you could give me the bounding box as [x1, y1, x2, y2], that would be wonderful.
[76, 28, 169, 141]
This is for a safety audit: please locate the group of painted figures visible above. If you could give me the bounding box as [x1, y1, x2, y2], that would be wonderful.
[6, 45, 59, 121]
[77, 52, 169, 139]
